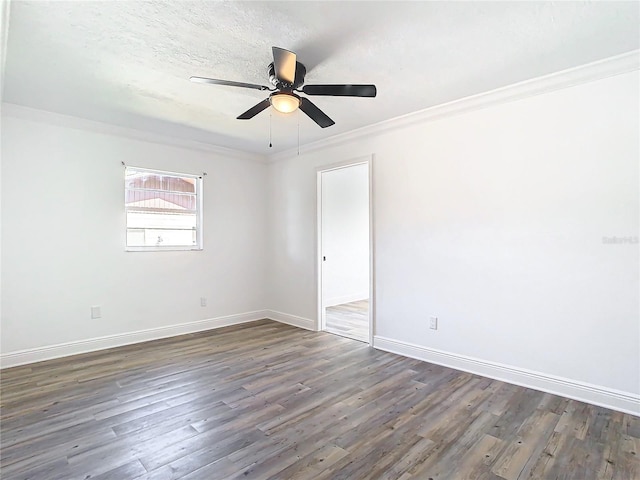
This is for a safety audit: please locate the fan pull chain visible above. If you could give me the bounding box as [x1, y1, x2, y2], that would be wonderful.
[269, 112, 273, 148]
[297, 110, 300, 156]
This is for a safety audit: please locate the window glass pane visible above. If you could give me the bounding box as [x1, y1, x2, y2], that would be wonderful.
[125, 168, 201, 250]
[125, 172, 196, 193]
[126, 212, 196, 229]
[125, 191, 197, 213]
[126, 228, 197, 247]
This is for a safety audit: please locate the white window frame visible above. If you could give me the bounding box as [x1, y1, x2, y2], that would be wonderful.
[125, 166, 203, 252]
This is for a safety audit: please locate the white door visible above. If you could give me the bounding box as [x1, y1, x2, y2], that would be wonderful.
[320, 162, 370, 343]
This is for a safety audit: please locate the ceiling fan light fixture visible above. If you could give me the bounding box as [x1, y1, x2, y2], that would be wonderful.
[270, 92, 301, 114]
[193, 46, 374, 127]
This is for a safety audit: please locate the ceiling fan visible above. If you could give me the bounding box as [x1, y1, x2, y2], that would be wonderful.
[190, 47, 377, 128]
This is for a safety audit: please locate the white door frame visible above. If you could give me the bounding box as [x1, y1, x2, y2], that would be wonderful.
[316, 154, 374, 345]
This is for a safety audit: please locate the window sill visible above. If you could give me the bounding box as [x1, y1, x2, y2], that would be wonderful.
[125, 246, 203, 252]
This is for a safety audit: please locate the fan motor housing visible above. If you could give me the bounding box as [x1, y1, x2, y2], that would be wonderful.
[268, 61, 306, 90]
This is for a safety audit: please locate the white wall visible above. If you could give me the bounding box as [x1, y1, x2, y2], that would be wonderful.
[1, 108, 268, 355]
[267, 70, 640, 402]
[321, 164, 369, 307]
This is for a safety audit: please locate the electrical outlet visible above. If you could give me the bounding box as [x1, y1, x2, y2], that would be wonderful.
[91, 306, 102, 319]
[200, 297, 207, 307]
[429, 316, 438, 330]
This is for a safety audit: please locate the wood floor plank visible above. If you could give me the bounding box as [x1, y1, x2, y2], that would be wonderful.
[490, 409, 559, 480]
[448, 433, 505, 479]
[1, 320, 637, 480]
[325, 299, 369, 343]
[89, 459, 147, 480]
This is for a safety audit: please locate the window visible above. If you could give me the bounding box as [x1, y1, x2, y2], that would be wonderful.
[125, 167, 203, 251]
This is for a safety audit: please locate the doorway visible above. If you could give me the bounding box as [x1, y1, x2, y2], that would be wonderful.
[317, 158, 372, 344]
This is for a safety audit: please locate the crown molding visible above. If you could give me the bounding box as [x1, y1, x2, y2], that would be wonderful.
[267, 50, 640, 163]
[0, 0, 10, 101]
[0, 102, 268, 164]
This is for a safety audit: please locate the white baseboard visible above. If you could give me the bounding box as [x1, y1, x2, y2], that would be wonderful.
[1, 310, 269, 369]
[324, 294, 369, 308]
[9, 314, 634, 416]
[266, 310, 316, 331]
[374, 336, 640, 417]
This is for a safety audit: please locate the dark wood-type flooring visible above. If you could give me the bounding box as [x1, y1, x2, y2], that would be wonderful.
[1, 320, 638, 480]
[325, 299, 369, 343]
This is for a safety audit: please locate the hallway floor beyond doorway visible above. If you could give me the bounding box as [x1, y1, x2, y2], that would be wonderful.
[325, 299, 369, 342]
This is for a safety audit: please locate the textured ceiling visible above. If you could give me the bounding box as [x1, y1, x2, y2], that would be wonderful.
[3, 1, 639, 154]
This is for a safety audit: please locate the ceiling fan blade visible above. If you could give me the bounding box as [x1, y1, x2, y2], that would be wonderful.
[302, 84, 377, 97]
[237, 98, 271, 120]
[299, 97, 335, 128]
[190, 76, 270, 91]
[272, 47, 297, 84]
